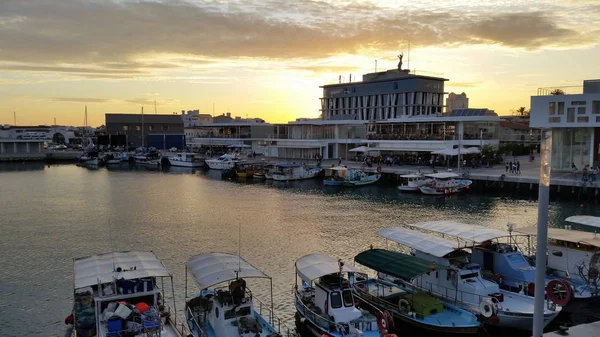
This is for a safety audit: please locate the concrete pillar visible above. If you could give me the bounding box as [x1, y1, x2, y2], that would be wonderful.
[0, 142, 4, 154]
[13, 142, 17, 153]
[589, 127, 595, 166]
[26, 142, 30, 153]
[39, 142, 42, 153]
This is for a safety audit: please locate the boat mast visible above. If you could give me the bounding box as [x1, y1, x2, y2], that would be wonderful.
[141, 106, 144, 147]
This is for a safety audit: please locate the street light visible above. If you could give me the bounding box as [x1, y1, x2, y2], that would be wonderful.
[532, 129, 552, 337]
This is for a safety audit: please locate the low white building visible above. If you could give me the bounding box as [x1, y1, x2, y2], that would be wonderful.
[530, 79, 600, 170]
[0, 125, 76, 144]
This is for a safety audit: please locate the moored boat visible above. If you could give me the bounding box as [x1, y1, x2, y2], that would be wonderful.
[323, 166, 349, 186]
[184, 252, 289, 337]
[352, 248, 482, 335]
[418, 172, 472, 195]
[133, 147, 162, 166]
[398, 173, 431, 192]
[205, 154, 240, 170]
[104, 152, 121, 165]
[294, 254, 386, 337]
[342, 171, 380, 187]
[235, 162, 265, 178]
[68, 251, 183, 337]
[272, 164, 322, 181]
[376, 226, 561, 330]
[168, 152, 205, 167]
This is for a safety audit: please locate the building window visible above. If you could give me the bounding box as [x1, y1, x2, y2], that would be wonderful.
[123, 125, 128, 131]
[567, 108, 575, 122]
[162, 124, 169, 131]
[549, 117, 561, 123]
[577, 116, 589, 123]
[557, 102, 565, 115]
[592, 101, 600, 114]
[571, 101, 586, 106]
[148, 125, 154, 131]
[136, 125, 141, 131]
[577, 107, 586, 115]
[549, 102, 556, 115]
[596, 116, 600, 123]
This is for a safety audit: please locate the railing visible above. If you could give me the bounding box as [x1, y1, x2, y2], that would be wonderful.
[295, 292, 338, 333]
[255, 297, 296, 337]
[536, 86, 583, 96]
[186, 306, 205, 337]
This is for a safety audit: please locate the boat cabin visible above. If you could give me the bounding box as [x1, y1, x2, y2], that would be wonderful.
[185, 253, 281, 337]
[424, 172, 460, 187]
[72, 251, 181, 337]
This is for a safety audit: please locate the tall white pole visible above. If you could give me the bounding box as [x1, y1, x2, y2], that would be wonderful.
[532, 129, 552, 336]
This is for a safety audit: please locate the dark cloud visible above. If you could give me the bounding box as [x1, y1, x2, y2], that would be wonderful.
[0, 0, 597, 78]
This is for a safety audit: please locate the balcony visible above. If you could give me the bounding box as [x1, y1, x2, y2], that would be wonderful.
[536, 86, 583, 96]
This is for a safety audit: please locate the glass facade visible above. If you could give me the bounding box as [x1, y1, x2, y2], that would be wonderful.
[551, 128, 593, 170]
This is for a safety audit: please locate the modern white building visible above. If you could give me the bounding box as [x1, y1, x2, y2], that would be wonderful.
[189, 68, 501, 160]
[0, 125, 76, 144]
[530, 79, 600, 170]
[181, 110, 212, 127]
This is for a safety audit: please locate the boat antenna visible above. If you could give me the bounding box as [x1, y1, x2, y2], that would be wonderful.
[238, 223, 241, 273]
[13, 111, 16, 125]
[407, 41, 410, 70]
[154, 100, 157, 114]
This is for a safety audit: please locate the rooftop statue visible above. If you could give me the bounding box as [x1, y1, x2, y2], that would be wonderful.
[397, 53, 403, 70]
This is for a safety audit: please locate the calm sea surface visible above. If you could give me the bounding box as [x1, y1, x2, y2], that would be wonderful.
[0, 163, 598, 337]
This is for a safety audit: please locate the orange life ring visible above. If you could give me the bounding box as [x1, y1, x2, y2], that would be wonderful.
[546, 279, 573, 306]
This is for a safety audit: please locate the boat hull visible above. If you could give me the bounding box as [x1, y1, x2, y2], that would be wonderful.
[205, 161, 235, 170]
[323, 179, 345, 186]
[398, 186, 419, 192]
[419, 180, 472, 195]
[272, 170, 320, 181]
[343, 174, 380, 187]
[168, 158, 204, 167]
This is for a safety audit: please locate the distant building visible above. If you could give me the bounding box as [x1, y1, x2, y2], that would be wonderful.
[446, 92, 469, 114]
[530, 79, 600, 169]
[0, 125, 76, 144]
[181, 110, 212, 127]
[105, 113, 184, 148]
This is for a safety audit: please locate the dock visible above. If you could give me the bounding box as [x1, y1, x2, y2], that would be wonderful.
[544, 321, 600, 336]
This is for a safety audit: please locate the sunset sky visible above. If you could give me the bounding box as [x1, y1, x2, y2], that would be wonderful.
[1, 0, 599, 127]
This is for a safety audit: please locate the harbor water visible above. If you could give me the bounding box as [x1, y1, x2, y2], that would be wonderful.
[1, 163, 598, 337]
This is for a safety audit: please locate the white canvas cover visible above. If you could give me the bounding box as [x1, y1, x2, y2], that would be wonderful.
[186, 253, 269, 289]
[566, 216, 600, 229]
[425, 172, 460, 179]
[377, 227, 458, 257]
[409, 220, 510, 244]
[516, 227, 600, 248]
[295, 254, 361, 284]
[74, 251, 170, 289]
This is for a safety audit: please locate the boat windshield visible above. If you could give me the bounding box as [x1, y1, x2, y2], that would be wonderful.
[330, 291, 342, 309]
[342, 289, 353, 307]
[460, 272, 479, 280]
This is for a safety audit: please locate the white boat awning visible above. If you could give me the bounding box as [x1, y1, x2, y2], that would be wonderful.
[516, 227, 600, 248]
[296, 254, 361, 284]
[186, 253, 269, 289]
[566, 216, 600, 229]
[377, 227, 459, 257]
[408, 220, 511, 244]
[74, 251, 170, 289]
[425, 172, 460, 179]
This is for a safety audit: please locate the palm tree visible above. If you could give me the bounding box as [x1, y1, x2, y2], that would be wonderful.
[516, 107, 529, 116]
[550, 88, 565, 95]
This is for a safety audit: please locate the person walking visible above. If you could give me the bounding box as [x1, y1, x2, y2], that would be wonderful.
[516, 161, 521, 175]
[509, 161, 513, 174]
[505, 162, 509, 173]
[591, 167, 597, 182]
[338, 157, 342, 166]
[572, 163, 577, 181]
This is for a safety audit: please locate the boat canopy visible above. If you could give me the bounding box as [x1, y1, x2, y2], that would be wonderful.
[377, 227, 459, 257]
[354, 249, 445, 280]
[408, 220, 511, 244]
[566, 216, 600, 229]
[327, 166, 349, 171]
[74, 251, 170, 289]
[424, 172, 460, 179]
[295, 253, 361, 284]
[400, 173, 423, 178]
[186, 253, 269, 289]
[515, 227, 600, 248]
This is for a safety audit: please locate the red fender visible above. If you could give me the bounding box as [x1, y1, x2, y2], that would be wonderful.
[527, 282, 535, 296]
[546, 279, 573, 306]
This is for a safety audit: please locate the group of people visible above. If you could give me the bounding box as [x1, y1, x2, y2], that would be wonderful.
[505, 161, 521, 175]
[572, 163, 599, 182]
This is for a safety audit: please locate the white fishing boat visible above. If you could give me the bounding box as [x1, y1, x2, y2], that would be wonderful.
[184, 252, 288, 337]
[342, 171, 380, 187]
[264, 164, 278, 179]
[294, 254, 386, 337]
[133, 148, 161, 166]
[205, 154, 240, 170]
[398, 173, 431, 192]
[272, 164, 322, 181]
[168, 152, 205, 168]
[515, 215, 600, 307]
[418, 172, 472, 195]
[323, 166, 349, 186]
[67, 251, 184, 337]
[104, 152, 121, 165]
[377, 226, 561, 330]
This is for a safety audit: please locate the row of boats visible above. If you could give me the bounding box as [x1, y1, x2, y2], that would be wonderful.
[398, 172, 472, 195]
[67, 216, 600, 337]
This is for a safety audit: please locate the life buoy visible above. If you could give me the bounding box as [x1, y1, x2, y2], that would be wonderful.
[527, 282, 535, 296]
[376, 311, 394, 335]
[398, 298, 410, 314]
[479, 298, 496, 318]
[546, 279, 573, 306]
